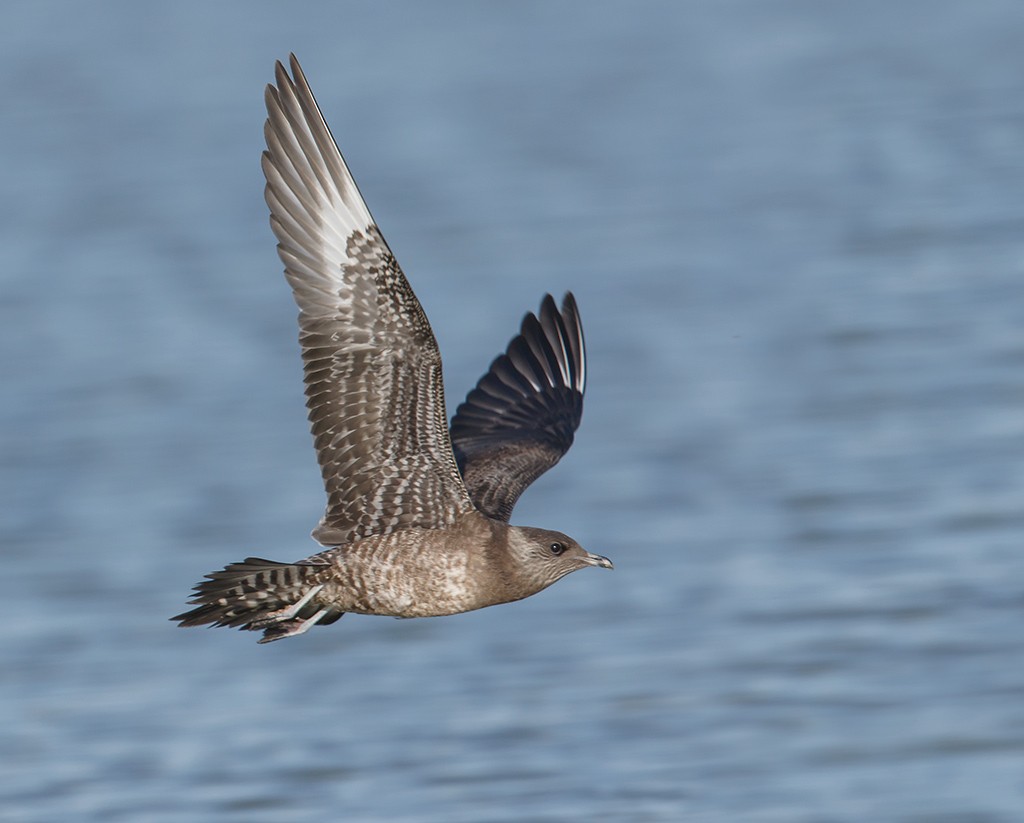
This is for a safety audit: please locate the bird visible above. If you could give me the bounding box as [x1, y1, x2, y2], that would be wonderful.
[173, 54, 611, 643]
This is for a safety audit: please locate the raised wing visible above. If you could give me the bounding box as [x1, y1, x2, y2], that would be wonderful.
[450, 293, 585, 521]
[263, 55, 473, 547]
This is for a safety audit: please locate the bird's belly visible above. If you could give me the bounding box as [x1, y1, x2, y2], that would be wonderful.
[325, 550, 485, 618]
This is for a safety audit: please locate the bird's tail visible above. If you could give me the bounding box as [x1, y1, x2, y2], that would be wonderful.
[172, 557, 342, 643]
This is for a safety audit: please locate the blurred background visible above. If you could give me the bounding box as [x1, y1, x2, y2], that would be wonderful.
[3, 1, 1024, 820]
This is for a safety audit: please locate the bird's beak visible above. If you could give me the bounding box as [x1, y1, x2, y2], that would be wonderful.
[583, 552, 614, 570]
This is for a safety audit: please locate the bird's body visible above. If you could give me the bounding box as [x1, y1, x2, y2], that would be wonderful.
[173, 55, 610, 643]
[281, 512, 581, 619]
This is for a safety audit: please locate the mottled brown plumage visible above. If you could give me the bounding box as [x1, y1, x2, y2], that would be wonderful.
[173, 55, 610, 643]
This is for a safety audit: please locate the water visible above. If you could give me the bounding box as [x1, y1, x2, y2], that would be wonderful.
[3, 2, 1024, 820]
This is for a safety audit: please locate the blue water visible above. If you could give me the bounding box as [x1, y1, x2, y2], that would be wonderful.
[3, 2, 1024, 820]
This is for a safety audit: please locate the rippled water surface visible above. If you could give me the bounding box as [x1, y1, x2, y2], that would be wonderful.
[3, 2, 1024, 820]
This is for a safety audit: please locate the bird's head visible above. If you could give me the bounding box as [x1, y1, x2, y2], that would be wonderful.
[505, 525, 613, 593]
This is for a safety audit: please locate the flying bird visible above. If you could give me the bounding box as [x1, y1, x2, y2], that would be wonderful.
[173, 55, 610, 643]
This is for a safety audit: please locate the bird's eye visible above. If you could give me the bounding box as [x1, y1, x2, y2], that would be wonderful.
[549, 542, 565, 556]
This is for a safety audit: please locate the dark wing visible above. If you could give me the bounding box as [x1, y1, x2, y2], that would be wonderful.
[263, 55, 473, 547]
[450, 293, 585, 521]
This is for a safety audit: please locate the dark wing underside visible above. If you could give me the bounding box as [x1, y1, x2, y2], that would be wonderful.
[450, 293, 586, 522]
[263, 55, 473, 547]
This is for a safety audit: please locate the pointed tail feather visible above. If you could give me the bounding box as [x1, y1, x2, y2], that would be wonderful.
[172, 557, 341, 637]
